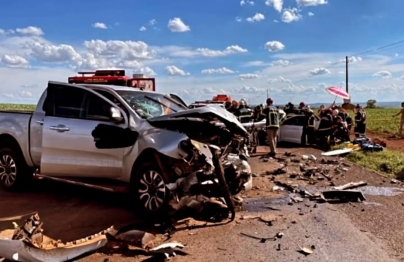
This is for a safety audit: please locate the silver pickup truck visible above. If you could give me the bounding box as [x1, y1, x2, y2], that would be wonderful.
[0, 81, 249, 216]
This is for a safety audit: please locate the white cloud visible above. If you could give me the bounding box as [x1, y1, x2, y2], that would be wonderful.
[92, 22, 108, 29]
[373, 70, 392, 79]
[83, 40, 156, 60]
[240, 0, 254, 5]
[296, 0, 328, 6]
[140, 26, 147, 31]
[310, 67, 330, 75]
[274, 20, 279, 23]
[15, 26, 44, 36]
[197, 45, 248, 56]
[265, 41, 285, 52]
[18, 90, 33, 98]
[266, 0, 283, 12]
[0, 55, 30, 68]
[201, 67, 235, 74]
[282, 8, 302, 23]
[308, 12, 314, 16]
[268, 76, 292, 83]
[166, 65, 190, 76]
[168, 18, 190, 32]
[246, 13, 265, 22]
[239, 73, 260, 80]
[29, 42, 81, 62]
[340, 56, 362, 63]
[149, 19, 157, 26]
[236, 17, 243, 22]
[272, 59, 291, 66]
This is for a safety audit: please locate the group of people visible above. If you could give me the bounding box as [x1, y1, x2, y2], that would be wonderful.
[260, 98, 368, 156]
[316, 104, 367, 149]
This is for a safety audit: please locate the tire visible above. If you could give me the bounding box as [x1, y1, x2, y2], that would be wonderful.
[0, 147, 33, 191]
[131, 162, 169, 214]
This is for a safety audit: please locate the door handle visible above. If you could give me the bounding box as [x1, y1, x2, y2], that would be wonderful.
[36, 120, 44, 125]
[49, 125, 70, 132]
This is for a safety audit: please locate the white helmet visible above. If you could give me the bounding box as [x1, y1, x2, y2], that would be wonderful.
[332, 109, 339, 116]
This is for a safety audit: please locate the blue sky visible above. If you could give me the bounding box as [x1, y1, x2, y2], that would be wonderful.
[1, 0, 404, 105]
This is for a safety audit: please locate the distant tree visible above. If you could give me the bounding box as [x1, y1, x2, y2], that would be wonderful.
[366, 99, 377, 108]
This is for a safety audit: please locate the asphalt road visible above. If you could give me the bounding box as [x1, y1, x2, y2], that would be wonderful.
[0, 146, 402, 262]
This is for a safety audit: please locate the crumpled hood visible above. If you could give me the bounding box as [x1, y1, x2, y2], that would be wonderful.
[147, 106, 248, 137]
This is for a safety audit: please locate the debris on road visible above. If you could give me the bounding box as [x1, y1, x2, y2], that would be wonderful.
[0, 213, 188, 262]
[321, 190, 366, 203]
[333, 181, 368, 190]
[148, 242, 186, 260]
[239, 232, 281, 243]
[298, 245, 315, 255]
[390, 179, 400, 184]
[0, 213, 110, 262]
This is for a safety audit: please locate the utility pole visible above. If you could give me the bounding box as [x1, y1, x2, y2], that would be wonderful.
[345, 56, 349, 93]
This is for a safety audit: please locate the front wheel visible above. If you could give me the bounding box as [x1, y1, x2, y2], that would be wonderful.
[0, 147, 33, 191]
[132, 162, 169, 213]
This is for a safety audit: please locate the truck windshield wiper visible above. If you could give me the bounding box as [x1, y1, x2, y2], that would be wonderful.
[144, 95, 178, 113]
[163, 95, 188, 109]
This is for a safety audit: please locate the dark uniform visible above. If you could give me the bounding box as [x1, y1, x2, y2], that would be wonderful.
[235, 107, 254, 123]
[263, 98, 280, 156]
[354, 106, 367, 138]
[317, 109, 333, 148]
[303, 111, 316, 145]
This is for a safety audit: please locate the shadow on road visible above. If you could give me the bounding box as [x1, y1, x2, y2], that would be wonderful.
[0, 179, 140, 241]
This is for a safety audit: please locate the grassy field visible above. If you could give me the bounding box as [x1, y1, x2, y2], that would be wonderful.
[364, 108, 402, 134]
[333, 144, 404, 179]
[0, 103, 36, 111]
[0, 104, 401, 134]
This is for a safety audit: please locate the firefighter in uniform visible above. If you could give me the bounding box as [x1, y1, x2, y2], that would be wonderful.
[354, 104, 367, 137]
[302, 108, 316, 145]
[317, 108, 333, 149]
[262, 98, 280, 157]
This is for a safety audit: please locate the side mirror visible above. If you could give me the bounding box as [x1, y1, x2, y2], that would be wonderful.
[110, 107, 123, 123]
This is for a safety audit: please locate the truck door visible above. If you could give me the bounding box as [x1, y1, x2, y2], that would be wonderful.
[40, 83, 128, 178]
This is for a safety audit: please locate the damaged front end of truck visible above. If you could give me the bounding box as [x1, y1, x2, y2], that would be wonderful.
[143, 106, 252, 222]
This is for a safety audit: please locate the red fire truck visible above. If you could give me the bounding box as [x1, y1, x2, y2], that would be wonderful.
[68, 69, 156, 91]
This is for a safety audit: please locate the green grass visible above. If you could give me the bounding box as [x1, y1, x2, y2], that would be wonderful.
[0, 103, 36, 111]
[364, 108, 402, 134]
[332, 144, 404, 179]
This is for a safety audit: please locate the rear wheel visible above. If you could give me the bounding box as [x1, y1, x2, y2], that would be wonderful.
[132, 162, 169, 213]
[0, 147, 33, 191]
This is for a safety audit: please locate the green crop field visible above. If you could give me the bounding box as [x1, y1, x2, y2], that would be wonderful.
[0, 104, 401, 134]
[0, 103, 36, 111]
[362, 108, 402, 134]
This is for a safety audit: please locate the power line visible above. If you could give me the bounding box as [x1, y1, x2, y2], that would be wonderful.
[288, 39, 404, 85]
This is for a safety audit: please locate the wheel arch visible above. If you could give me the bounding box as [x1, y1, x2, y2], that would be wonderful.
[0, 134, 25, 160]
[130, 148, 170, 184]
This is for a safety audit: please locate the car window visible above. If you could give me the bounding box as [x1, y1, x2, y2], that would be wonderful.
[83, 92, 112, 121]
[93, 89, 129, 115]
[282, 117, 296, 125]
[283, 116, 306, 126]
[52, 86, 85, 118]
[294, 116, 306, 126]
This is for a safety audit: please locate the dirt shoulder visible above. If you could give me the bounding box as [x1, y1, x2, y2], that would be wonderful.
[1, 146, 404, 261]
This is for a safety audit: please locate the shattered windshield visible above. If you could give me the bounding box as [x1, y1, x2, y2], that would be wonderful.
[116, 91, 186, 119]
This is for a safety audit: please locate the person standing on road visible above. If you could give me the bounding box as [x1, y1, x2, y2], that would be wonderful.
[304, 109, 316, 145]
[317, 108, 333, 149]
[354, 105, 367, 138]
[263, 98, 280, 157]
[393, 102, 404, 135]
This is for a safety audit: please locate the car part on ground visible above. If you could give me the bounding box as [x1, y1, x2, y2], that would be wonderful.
[0, 213, 185, 262]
